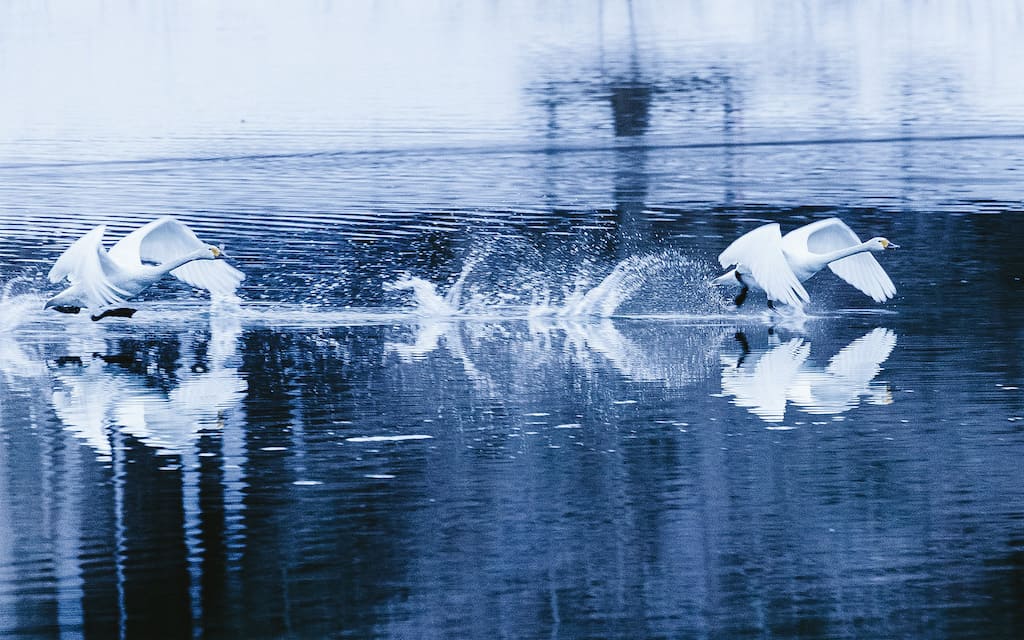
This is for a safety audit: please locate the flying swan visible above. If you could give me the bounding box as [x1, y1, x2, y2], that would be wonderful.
[712, 218, 898, 308]
[45, 216, 244, 320]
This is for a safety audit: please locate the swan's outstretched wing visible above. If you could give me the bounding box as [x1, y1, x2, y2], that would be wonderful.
[785, 218, 896, 302]
[109, 217, 244, 296]
[719, 223, 809, 306]
[48, 225, 130, 307]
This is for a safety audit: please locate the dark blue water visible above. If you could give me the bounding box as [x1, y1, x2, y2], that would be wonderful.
[1, 2, 1023, 638]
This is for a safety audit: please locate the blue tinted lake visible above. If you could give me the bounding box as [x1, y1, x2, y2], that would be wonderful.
[1, 2, 1022, 638]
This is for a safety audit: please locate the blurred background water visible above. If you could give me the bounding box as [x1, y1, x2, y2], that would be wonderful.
[1, 1, 1022, 638]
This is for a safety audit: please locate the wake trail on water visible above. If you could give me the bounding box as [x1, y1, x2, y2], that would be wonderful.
[384, 250, 732, 320]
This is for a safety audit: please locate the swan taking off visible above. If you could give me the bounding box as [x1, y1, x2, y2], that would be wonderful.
[712, 218, 898, 308]
[45, 217, 244, 320]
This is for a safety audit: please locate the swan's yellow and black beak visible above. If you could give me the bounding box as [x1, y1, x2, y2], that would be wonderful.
[211, 246, 223, 258]
[882, 239, 899, 250]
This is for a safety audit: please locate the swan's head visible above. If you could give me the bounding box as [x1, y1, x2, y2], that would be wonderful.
[710, 269, 743, 288]
[869, 237, 899, 251]
[202, 244, 226, 259]
[43, 291, 75, 311]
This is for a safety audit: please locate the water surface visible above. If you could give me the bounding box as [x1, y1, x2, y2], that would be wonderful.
[1, 2, 1023, 638]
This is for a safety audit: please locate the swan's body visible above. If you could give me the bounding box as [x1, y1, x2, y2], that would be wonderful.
[712, 218, 898, 308]
[45, 217, 244, 319]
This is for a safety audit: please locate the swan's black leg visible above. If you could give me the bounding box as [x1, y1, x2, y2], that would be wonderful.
[767, 299, 775, 311]
[91, 308, 137, 322]
[50, 305, 81, 314]
[734, 286, 749, 307]
[734, 332, 750, 352]
[733, 331, 750, 367]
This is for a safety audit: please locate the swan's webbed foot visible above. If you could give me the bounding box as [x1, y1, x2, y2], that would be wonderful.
[767, 299, 776, 311]
[733, 287, 749, 307]
[50, 305, 81, 314]
[91, 308, 137, 322]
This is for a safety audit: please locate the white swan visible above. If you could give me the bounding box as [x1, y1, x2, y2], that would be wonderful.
[712, 218, 898, 308]
[45, 216, 244, 320]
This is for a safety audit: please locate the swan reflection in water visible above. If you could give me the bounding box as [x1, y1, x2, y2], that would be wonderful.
[386, 315, 730, 396]
[384, 313, 897, 426]
[721, 327, 897, 423]
[44, 308, 247, 639]
[50, 310, 246, 458]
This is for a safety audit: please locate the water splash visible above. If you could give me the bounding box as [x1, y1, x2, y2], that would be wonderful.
[544, 251, 724, 318]
[386, 250, 724, 319]
[0, 282, 48, 388]
[444, 255, 480, 310]
[385, 275, 460, 316]
[559, 254, 658, 317]
[0, 278, 45, 332]
[384, 256, 480, 316]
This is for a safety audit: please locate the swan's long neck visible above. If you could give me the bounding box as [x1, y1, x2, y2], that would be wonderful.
[820, 241, 874, 266]
[151, 248, 209, 275]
